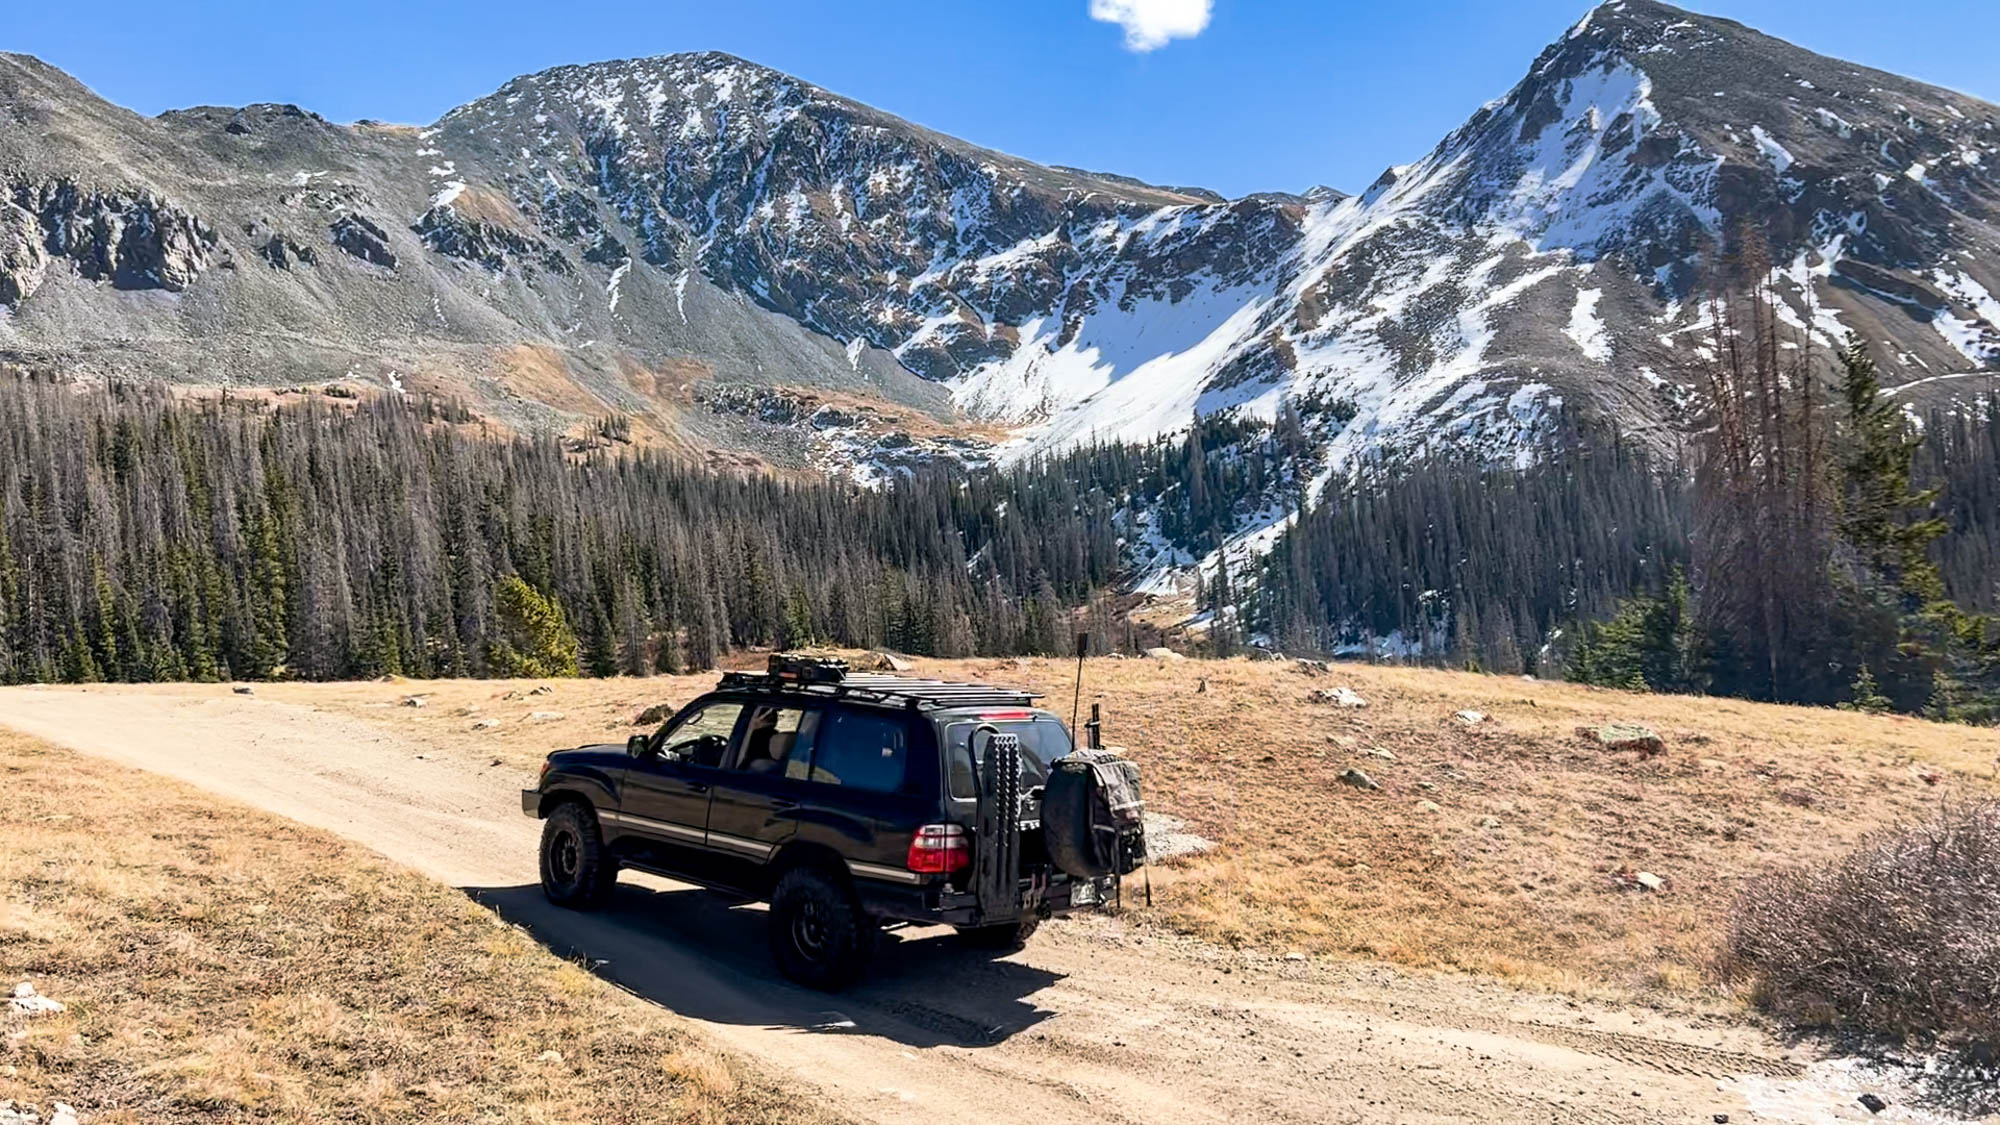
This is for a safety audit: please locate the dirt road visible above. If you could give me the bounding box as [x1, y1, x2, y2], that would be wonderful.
[1, 686, 1857, 1124]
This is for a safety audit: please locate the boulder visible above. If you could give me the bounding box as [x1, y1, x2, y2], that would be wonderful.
[1292, 659, 1331, 676]
[528, 711, 565, 722]
[1337, 768, 1381, 791]
[1452, 710, 1486, 726]
[1308, 686, 1368, 708]
[401, 695, 427, 708]
[9, 981, 63, 1017]
[634, 703, 672, 725]
[471, 718, 502, 730]
[1577, 722, 1666, 756]
[231, 684, 255, 696]
[870, 650, 914, 673]
[1144, 647, 1185, 662]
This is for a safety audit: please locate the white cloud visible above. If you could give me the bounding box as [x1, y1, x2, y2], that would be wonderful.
[1089, 0, 1213, 52]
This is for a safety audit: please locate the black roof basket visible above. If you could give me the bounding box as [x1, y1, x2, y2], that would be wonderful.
[716, 653, 1042, 711]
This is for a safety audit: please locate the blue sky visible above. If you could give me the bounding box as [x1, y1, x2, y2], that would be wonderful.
[7, 1, 1995, 199]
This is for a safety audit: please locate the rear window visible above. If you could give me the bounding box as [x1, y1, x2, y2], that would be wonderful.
[944, 716, 1074, 799]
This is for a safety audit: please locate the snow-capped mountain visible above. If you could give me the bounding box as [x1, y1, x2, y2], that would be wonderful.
[1, 0, 1995, 482]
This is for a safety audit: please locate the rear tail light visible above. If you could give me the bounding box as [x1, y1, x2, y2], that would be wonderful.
[907, 824, 970, 874]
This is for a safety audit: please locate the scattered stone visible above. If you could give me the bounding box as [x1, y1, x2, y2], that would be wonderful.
[1417, 781, 1437, 791]
[1308, 686, 1368, 708]
[528, 711, 565, 722]
[9, 981, 64, 1017]
[401, 695, 427, 708]
[1416, 800, 1442, 813]
[1142, 812, 1215, 859]
[1144, 647, 1185, 662]
[870, 650, 914, 673]
[528, 685, 554, 696]
[1337, 768, 1381, 791]
[1857, 1093, 1887, 1114]
[1197, 677, 1209, 694]
[231, 684, 255, 695]
[1365, 747, 1396, 761]
[1577, 722, 1667, 757]
[1714, 1115, 1730, 1124]
[1478, 816, 1502, 829]
[537, 1049, 564, 1064]
[1284, 951, 1307, 962]
[1634, 872, 1666, 892]
[49, 1107, 77, 1125]
[1249, 648, 1287, 662]
[1292, 659, 1331, 676]
[471, 718, 502, 730]
[1453, 710, 1486, 726]
[634, 703, 672, 726]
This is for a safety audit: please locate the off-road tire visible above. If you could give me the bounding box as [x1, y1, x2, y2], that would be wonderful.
[540, 801, 617, 909]
[955, 917, 1041, 951]
[768, 867, 875, 989]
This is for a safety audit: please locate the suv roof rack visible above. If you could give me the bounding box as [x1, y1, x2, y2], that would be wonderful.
[717, 655, 1041, 711]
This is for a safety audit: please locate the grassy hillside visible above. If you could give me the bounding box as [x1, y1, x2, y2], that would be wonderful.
[244, 654, 2000, 1000]
[0, 731, 842, 1125]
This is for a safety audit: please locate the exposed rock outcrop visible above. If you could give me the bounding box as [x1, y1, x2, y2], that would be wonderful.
[1, 178, 214, 304]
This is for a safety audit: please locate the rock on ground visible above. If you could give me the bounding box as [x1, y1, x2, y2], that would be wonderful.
[1578, 722, 1668, 757]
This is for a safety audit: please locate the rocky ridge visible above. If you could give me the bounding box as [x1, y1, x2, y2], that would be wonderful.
[0, 1, 1995, 495]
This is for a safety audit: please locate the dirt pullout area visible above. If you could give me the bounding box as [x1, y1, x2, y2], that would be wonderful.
[0, 729, 839, 1125]
[0, 685, 1898, 1124]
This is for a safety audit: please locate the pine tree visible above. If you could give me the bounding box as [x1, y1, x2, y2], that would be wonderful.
[488, 574, 580, 678]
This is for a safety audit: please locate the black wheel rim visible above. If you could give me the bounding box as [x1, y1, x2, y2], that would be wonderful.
[550, 828, 581, 886]
[791, 900, 829, 960]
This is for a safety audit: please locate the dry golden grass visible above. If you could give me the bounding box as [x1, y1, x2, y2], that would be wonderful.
[245, 653, 2000, 1002]
[0, 730, 842, 1125]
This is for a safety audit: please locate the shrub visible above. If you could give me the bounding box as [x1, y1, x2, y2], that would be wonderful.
[1719, 799, 2000, 1056]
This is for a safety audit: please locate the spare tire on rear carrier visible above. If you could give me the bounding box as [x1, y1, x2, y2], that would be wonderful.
[1041, 749, 1147, 881]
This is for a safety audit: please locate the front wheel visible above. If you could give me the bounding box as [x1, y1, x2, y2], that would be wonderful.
[955, 917, 1041, 951]
[540, 802, 617, 908]
[768, 868, 875, 990]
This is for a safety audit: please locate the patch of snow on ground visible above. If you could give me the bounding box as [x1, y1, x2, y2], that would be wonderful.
[1750, 125, 1795, 174]
[432, 181, 466, 208]
[1565, 287, 1612, 361]
[606, 261, 631, 313]
[1731, 1053, 1997, 1125]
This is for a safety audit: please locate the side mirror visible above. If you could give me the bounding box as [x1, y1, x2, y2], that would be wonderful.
[626, 734, 651, 758]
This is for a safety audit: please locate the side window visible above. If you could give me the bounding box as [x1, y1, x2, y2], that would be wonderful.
[660, 702, 746, 766]
[733, 705, 820, 779]
[808, 710, 910, 793]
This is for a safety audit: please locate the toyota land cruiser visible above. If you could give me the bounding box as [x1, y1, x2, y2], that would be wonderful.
[522, 654, 1147, 988]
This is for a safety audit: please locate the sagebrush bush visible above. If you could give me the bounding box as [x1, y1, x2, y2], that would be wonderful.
[1720, 799, 2000, 1054]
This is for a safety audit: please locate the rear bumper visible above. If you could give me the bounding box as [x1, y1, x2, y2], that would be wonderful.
[854, 872, 1118, 927]
[521, 789, 541, 817]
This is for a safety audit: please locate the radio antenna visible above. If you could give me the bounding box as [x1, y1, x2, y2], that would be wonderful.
[1070, 631, 1088, 746]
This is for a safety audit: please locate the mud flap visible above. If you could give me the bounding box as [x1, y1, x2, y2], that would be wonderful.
[972, 729, 1024, 925]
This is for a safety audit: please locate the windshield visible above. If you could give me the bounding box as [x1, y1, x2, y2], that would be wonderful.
[943, 716, 1073, 799]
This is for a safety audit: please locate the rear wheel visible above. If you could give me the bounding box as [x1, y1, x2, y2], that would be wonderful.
[955, 917, 1041, 951]
[540, 802, 617, 909]
[768, 867, 875, 990]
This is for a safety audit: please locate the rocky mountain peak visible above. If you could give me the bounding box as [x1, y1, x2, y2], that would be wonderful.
[0, 5, 1994, 514]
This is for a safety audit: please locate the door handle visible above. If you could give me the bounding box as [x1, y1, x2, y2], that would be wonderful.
[770, 797, 799, 810]
[686, 782, 709, 794]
